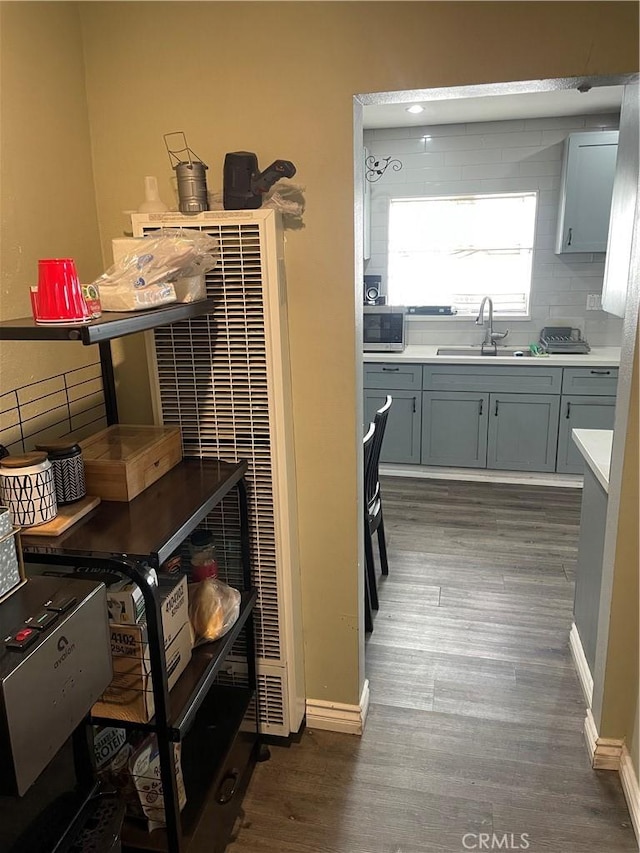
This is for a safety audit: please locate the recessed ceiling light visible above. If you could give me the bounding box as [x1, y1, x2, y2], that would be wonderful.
[406, 105, 424, 114]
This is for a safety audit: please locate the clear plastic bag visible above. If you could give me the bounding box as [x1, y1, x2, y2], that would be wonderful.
[263, 182, 306, 230]
[188, 578, 241, 645]
[172, 274, 206, 303]
[130, 736, 186, 832]
[92, 230, 218, 312]
[207, 183, 305, 230]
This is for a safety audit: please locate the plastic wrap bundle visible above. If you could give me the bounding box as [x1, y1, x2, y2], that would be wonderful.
[91, 230, 218, 311]
[188, 578, 241, 646]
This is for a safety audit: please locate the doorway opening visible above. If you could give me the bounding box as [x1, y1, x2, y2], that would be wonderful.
[354, 75, 639, 744]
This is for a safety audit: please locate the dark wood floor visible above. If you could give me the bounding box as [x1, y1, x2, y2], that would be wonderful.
[228, 478, 636, 853]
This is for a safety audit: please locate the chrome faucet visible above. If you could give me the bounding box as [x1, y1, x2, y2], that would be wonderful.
[476, 296, 508, 352]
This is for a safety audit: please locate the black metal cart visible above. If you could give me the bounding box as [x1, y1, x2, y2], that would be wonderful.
[1, 304, 262, 853]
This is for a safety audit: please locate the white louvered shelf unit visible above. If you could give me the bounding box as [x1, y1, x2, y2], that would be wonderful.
[122, 209, 305, 737]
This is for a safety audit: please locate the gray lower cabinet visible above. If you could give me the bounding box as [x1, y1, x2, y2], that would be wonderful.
[562, 367, 618, 396]
[364, 389, 421, 464]
[421, 391, 489, 467]
[365, 361, 617, 473]
[423, 364, 562, 395]
[574, 465, 608, 672]
[487, 393, 560, 472]
[556, 395, 617, 474]
[364, 363, 422, 391]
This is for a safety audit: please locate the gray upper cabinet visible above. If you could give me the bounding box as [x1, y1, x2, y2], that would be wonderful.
[557, 395, 616, 474]
[422, 391, 489, 468]
[555, 130, 619, 254]
[487, 393, 560, 472]
[364, 389, 421, 465]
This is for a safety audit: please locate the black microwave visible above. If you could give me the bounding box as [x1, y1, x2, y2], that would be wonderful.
[363, 306, 407, 352]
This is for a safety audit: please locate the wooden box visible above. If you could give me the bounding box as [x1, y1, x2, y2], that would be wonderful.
[80, 425, 182, 502]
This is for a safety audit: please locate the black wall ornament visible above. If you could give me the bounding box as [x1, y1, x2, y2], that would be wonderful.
[365, 155, 403, 183]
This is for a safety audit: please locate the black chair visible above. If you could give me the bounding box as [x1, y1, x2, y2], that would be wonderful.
[363, 395, 392, 631]
[363, 421, 376, 634]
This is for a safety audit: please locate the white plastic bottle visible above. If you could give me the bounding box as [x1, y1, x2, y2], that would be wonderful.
[137, 175, 168, 213]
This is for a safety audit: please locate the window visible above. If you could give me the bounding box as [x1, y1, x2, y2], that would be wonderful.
[387, 192, 538, 316]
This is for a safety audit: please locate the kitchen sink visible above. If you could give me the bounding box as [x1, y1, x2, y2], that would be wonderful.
[436, 346, 534, 357]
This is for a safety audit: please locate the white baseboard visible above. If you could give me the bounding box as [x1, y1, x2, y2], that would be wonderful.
[569, 622, 594, 707]
[585, 714, 639, 846]
[306, 679, 370, 735]
[380, 463, 583, 489]
[620, 744, 640, 847]
[584, 707, 598, 759]
[584, 708, 625, 770]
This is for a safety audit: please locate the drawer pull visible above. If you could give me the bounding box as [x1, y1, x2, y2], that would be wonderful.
[478, 399, 483, 416]
[382, 367, 400, 372]
[216, 768, 240, 804]
[566, 401, 571, 419]
[494, 400, 499, 416]
[590, 370, 611, 376]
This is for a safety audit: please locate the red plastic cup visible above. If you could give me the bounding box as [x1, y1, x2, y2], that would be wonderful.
[35, 258, 90, 324]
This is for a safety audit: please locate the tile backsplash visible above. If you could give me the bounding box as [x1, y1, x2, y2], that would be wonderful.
[364, 113, 623, 348]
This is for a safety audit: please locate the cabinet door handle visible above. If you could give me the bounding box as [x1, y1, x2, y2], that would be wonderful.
[567, 227, 573, 247]
[478, 399, 483, 416]
[412, 396, 416, 413]
[590, 370, 611, 375]
[566, 401, 572, 419]
[494, 400, 499, 416]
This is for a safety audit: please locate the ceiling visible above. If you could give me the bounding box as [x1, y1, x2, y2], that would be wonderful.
[363, 85, 624, 129]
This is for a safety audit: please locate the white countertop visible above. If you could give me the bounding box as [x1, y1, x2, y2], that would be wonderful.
[363, 346, 621, 367]
[572, 429, 613, 492]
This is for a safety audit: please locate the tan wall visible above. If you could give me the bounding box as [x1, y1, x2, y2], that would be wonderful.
[599, 334, 639, 781]
[73, 0, 638, 704]
[0, 3, 102, 404]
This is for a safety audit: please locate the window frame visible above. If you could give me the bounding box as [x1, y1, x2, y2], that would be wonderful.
[385, 191, 538, 320]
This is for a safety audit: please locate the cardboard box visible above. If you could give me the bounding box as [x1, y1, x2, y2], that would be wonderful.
[92, 575, 191, 723]
[106, 573, 187, 634]
[157, 575, 189, 648]
[93, 727, 186, 830]
[92, 620, 192, 724]
[106, 578, 145, 624]
[79, 424, 182, 502]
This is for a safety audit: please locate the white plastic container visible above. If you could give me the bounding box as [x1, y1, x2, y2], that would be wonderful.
[0, 506, 24, 600]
